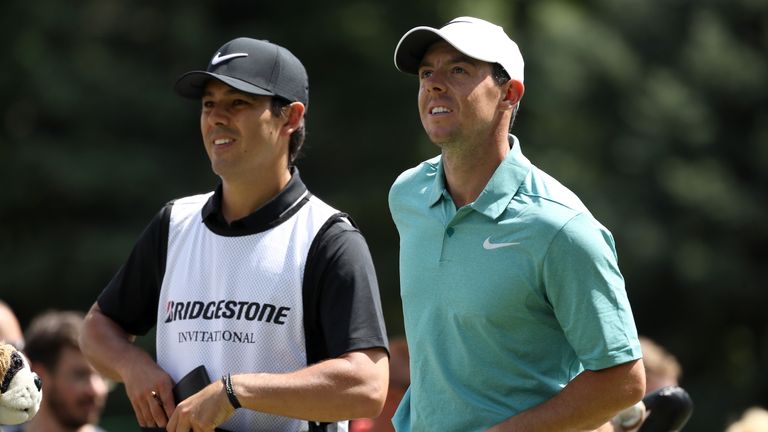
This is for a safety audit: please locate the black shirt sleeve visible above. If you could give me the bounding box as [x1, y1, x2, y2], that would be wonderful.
[97, 202, 173, 336]
[302, 215, 389, 364]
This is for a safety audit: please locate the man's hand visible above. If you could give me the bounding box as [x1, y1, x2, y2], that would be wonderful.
[167, 378, 235, 432]
[612, 401, 646, 432]
[80, 303, 176, 428]
[121, 359, 176, 428]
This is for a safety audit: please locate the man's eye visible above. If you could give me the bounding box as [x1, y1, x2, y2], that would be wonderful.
[202, 100, 214, 109]
[452, 66, 466, 74]
[420, 70, 433, 79]
[233, 99, 249, 106]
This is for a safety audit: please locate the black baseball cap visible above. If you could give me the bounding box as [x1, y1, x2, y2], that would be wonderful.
[174, 37, 309, 106]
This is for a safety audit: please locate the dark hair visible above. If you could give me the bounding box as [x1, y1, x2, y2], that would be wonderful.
[491, 63, 519, 131]
[270, 97, 306, 165]
[23, 310, 84, 371]
[491, 63, 511, 86]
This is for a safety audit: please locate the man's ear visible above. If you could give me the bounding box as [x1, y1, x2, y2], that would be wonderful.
[281, 102, 306, 136]
[500, 80, 525, 111]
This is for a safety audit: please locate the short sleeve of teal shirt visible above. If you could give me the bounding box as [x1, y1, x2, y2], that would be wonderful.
[543, 212, 640, 370]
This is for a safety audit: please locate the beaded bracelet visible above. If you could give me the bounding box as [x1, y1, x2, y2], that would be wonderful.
[221, 373, 242, 409]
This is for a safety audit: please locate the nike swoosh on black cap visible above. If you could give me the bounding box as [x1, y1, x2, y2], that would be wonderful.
[174, 37, 309, 106]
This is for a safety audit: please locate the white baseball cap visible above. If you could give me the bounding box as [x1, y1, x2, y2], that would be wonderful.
[394, 16, 524, 83]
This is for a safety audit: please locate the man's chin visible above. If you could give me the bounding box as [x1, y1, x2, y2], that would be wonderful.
[83, 407, 104, 424]
[426, 134, 452, 147]
[425, 129, 464, 148]
[60, 417, 90, 430]
[60, 407, 98, 429]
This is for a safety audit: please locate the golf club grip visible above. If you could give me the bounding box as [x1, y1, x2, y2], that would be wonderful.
[638, 386, 693, 432]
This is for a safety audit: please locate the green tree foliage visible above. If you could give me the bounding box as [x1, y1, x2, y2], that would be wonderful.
[1, 0, 766, 429]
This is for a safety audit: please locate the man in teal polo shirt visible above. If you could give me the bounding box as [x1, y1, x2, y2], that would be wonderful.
[389, 17, 646, 431]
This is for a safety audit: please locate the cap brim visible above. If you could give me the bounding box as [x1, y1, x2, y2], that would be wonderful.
[394, 27, 445, 75]
[174, 71, 277, 99]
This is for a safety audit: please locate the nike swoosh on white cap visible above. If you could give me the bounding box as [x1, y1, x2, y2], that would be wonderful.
[211, 52, 249, 66]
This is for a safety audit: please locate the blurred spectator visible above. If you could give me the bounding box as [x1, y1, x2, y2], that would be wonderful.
[640, 336, 682, 394]
[7, 310, 109, 432]
[726, 407, 768, 432]
[0, 300, 24, 350]
[350, 336, 410, 432]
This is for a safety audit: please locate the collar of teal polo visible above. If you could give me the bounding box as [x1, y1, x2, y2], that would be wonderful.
[427, 134, 532, 220]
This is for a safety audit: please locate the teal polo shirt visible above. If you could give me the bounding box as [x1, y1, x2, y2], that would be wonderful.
[389, 135, 641, 432]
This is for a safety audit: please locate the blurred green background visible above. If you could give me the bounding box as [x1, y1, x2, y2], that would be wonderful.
[2, 0, 766, 430]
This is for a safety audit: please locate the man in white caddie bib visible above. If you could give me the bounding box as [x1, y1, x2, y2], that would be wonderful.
[80, 37, 389, 432]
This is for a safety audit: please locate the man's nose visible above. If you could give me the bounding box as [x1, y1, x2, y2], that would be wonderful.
[85, 374, 107, 396]
[423, 73, 446, 93]
[207, 105, 230, 126]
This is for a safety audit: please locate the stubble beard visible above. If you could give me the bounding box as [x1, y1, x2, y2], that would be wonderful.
[47, 382, 97, 431]
[427, 128, 472, 157]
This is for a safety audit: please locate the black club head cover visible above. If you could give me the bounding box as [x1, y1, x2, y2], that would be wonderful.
[639, 386, 694, 432]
